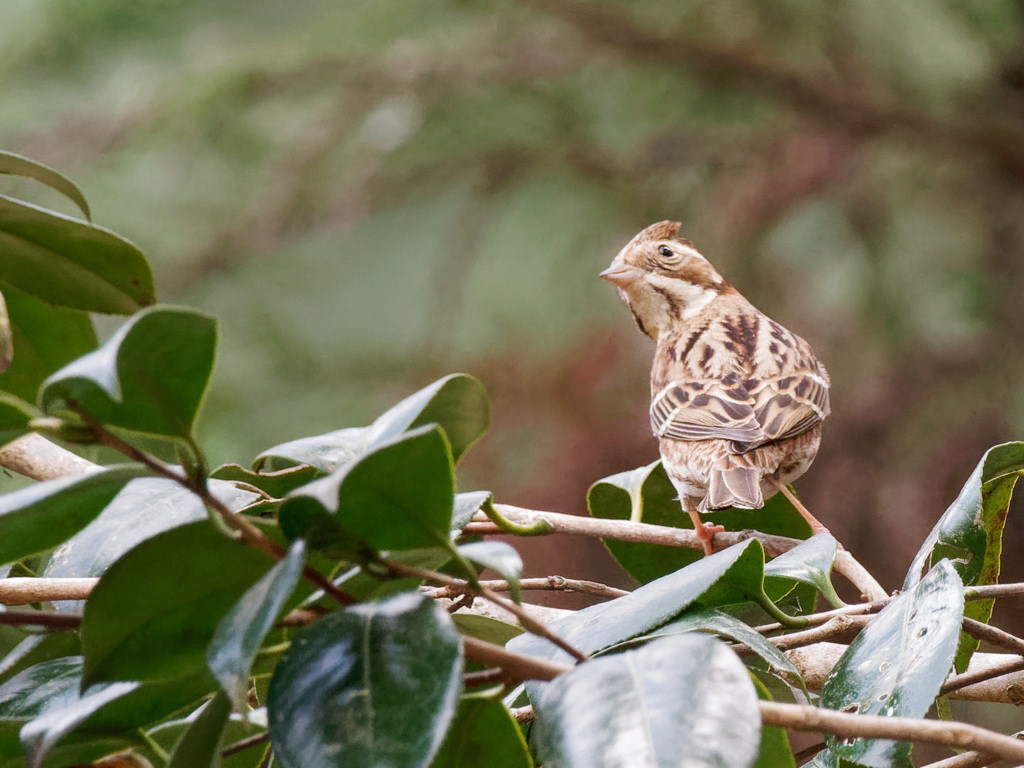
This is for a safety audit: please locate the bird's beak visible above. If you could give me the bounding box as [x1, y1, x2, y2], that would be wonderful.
[600, 264, 642, 288]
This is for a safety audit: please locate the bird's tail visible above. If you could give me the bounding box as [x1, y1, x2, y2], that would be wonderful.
[702, 466, 763, 511]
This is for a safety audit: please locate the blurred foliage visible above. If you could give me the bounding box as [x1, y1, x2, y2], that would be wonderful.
[3, 0, 1024, 588]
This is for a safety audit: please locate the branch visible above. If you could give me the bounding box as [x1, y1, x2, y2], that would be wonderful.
[0, 433, 97, 481]
[0, 610, 81, 630]
[423, 576, 629, 601]
[0, 577, 97, 605]
[474, 504, 887, 602]
[759, 700, 1024, 763]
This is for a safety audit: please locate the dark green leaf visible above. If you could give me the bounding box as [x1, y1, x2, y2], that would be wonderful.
[0, 152, 91, 221]
[366, 373, 489, 463]
[81, 521, 275, 686]
[588, 461, 811, 583]
[208, 539, 306, 711]
[146, 712, 267, 768]
[636, 608, 804, 691]
[0, 193, 154, 313]
[905, 442, 1024, 672]
[764, 533, 843, 608]
[279, 424, 454, 554]
[457, 541, 523, 602]
[0, 634, 81, 689]
[255, 373, 489, 472]
[451, 614, 523, 647]
[533, 634, 760, 768]
[508, 539, 768, 668]
[0, 394, 35, 447]
[43, 478, 259, 610]
[166, 690, 232, 768]
[210, 463, 323, 498]
[822, 560, 964, 768]
[0, 464, 149, 565]
[40, 306, 217, 440]
[0, 282, 96, 402]
[268, 593, 463, 768]
[429, 697, 533, 768]
[332, 547, 453, 603]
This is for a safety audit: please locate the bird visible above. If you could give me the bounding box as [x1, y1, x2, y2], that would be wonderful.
[601, 221, 830, 556]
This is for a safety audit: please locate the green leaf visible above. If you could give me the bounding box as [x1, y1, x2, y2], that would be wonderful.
[267, 593, 463, 768]
[764, 533, 844, 609]
[508, 539, 770, 668]
[0, 464, 149, 565]
[40, 305, 217, 441]
[0, 634, 81, 689]
[279, 424, 455, 555]
[255, 373, 489, 472]
[0, 152, 91, 221]
[43, 477, 259, 612]
[429, 697, 533, 768]
[588, 461, 812, 583]
[81, 521, 276, 687]
[904, 442, 1024, 672]
[0, 282, 96, 402]
[208, 539, 306, 711]
[635, 608, 804, 692]
[0, 193, 154, 314]
[751, 676, 795, 768]
[210, 463, 323, 498]
[533, 634, 760, 768]
[453, 491, 492, 533]
[0, 393, 34, 447]
[166, 690, 232, 768]
[451, 614, 523, 647]
[146, 712, 267, 768]
[457, 541, 523, 602]
[822, 560, 964, 768]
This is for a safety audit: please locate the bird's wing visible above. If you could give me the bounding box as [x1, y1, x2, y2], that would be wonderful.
[741, 370, 830, 449]
[651, 377, 766, 444]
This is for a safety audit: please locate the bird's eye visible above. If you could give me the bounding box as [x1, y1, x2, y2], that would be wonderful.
[657, 245, 674, 259]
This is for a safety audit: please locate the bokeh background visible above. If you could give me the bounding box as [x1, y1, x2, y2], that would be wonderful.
[3, 0, 1024, 606]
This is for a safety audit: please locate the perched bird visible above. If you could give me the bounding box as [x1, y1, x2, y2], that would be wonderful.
[601, 221, 830, 556]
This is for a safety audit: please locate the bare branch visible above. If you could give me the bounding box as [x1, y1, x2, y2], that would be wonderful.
[0, 577, 97, 605]
[0, 434, 97, 481]
[759, 700, 1024, 763]
[424, 576, 629, 601]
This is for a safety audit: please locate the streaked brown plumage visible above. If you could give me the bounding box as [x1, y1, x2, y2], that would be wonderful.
[602, 221, 830, 555]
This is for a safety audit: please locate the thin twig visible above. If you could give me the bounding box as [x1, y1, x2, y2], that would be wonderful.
[942, 657, 1024, 696]
[921, 749, 1008, 768]
[734, 615, 870, 657]
[222, 731, 270, 757]
[382, 557, 588, 662]
[423, 576, 629, 601]
[759, 701, 1024, 763]
[70, 405, 355, 606]
[961, 617, 1024, 657]
[0, 433, 98, 481]
[461, 635, 572, 683]
[0, 577, 97, 605]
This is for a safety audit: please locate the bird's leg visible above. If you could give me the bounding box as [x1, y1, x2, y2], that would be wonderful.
[685, 505, 725, 556]
[771, 479, 829, 536]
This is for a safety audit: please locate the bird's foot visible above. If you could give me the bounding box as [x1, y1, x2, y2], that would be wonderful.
[696, 521, 726, 557]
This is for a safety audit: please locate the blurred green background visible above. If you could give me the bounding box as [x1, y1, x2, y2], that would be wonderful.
[3, 0, 1024, 601]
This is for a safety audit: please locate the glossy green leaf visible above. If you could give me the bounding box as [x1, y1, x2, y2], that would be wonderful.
[451, 614, 523, 647]
[40, 306, 217, 440]
[331, 546, 453, 602]
[81, 521, 275, 687]
[44, 477, 259, 609]
[822, 560, 964, 768]
[3, 657, 217, 768]
[0, 634, 81, 689]
[0, 192, 154, 314]
[453, 491, 492, 534]
[166, 690, 232, 768]
[429, 697, 533, 768]
[0, 282, 96, 402]
[0, 394, 35, 447]
[208, 539, 306, 711]
[268, 593, 463, 768]
[211, 462, 323, 498]
[255, 373, 489, 472]
[905, 442, 1024, 672]
[764, 533, 843, 608]
[458, 541, 523, 602]
[533, 634, 760, 768]
[0, 152, 91, 221]
[279, 424, 455, 554]
[588, 461, 812, 583]
[634, 608, 804, 691]
[508, 539, 769, 668]
[0, 464, 149, 565]
[146, 712, 268, 768]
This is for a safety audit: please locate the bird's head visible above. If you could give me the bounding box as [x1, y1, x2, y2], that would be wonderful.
[601, 221, 728, 339]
